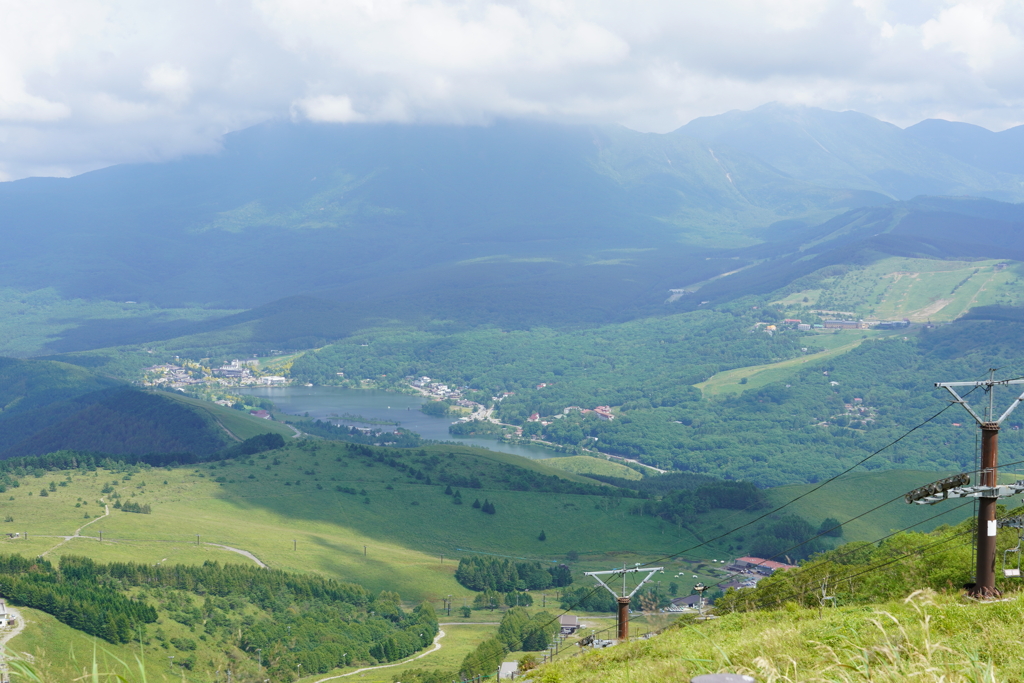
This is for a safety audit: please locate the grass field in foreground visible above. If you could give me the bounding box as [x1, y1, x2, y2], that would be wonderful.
[536, 591, 1024, 683]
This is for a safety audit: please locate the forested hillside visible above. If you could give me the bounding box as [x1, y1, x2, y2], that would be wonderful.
[0, 553, 437, 680]
[0, 387, 232, 459]
[291, 308, 1024, 486]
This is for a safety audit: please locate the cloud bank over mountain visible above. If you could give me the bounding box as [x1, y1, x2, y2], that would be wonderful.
[3, 0, 1024, 180]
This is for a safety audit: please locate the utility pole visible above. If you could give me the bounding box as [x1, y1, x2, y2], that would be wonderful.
[293, 539, 297, 551]
[905, 372, 1024, 597]
[693, 583, 707, 616]
[584, 564, 663, 641]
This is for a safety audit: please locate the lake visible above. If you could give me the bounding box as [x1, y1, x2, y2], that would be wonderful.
[240, 385, 560, 460]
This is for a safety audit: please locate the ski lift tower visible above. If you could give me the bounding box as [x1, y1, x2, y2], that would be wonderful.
[584, 565, 663, 641]
[905, 371, 1024, 597]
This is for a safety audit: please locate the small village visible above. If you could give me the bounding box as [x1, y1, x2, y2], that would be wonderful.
[141, 358, 289, 389]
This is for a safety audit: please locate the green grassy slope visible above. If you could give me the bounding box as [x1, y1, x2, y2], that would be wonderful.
[537, 591, 1024, 683]
[2, 446, 982, 604]
[540, 456, 643, 480]
[0, 444, 697, 602]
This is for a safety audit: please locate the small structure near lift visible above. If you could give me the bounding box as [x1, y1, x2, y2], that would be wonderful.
[558, 615, 580, 635]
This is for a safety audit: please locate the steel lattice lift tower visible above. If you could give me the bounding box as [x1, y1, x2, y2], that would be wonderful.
[584, 565, 663, 640]
[905, 371, 1024, 597]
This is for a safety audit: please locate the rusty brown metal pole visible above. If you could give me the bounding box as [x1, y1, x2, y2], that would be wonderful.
[616, 597, 630, 640]
[973, 423, 1001, 598]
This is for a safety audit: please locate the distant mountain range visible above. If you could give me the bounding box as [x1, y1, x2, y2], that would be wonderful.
[677, 103, 1024, 201]
[4, 104, 1024, 349]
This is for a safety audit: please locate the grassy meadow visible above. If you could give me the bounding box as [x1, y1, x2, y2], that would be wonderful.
[0, 443, 709, 603]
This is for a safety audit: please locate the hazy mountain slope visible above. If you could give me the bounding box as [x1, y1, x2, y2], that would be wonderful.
[673, 197, 1024, 309]
[676, 103, 1024, 200]
[0, 120, 883, 316]
[905, 118, 1024, 175]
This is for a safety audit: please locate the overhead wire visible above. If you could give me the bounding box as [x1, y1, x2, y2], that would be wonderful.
[468, 373, 1024, 665]
[638, 395, 964, 569]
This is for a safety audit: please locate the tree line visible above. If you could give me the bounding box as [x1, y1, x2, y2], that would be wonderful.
[455, 557, 572, 592]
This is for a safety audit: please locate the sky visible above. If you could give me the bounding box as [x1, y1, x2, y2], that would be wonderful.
[3, 0, 1024, 180]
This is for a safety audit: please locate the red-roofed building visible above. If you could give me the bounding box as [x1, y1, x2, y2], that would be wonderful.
[732, 556, 797, 575]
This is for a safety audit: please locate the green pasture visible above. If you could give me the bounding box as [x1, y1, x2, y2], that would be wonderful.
[0, 446, 706, 603]
[538, 456, 642, 480]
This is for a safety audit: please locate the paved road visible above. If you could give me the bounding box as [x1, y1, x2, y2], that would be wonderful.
[313, 629, 446, 682]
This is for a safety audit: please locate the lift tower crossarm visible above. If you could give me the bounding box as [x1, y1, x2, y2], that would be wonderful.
[935, 379, 1024, 426]
[583, 566, 664, 599]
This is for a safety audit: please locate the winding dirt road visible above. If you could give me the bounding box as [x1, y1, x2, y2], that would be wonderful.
[313, 629, 446, 682]
[204, 543, 268, 568]
[41, 499, 110, 557]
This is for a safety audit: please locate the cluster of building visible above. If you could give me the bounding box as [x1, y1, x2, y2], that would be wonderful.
[408, 376, 468, 400]
[525, 405, 615, 426]
[562, 405, 615, 420]
[142, 363, 200, 388]
[142, 359, 287, 389]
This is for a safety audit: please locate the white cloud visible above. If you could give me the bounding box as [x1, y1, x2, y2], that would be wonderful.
[4, 0, 1024, 179]
[143, 64, 192, 107]
[922, 1, 1021, 71]
[294, 95, 365, 122]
